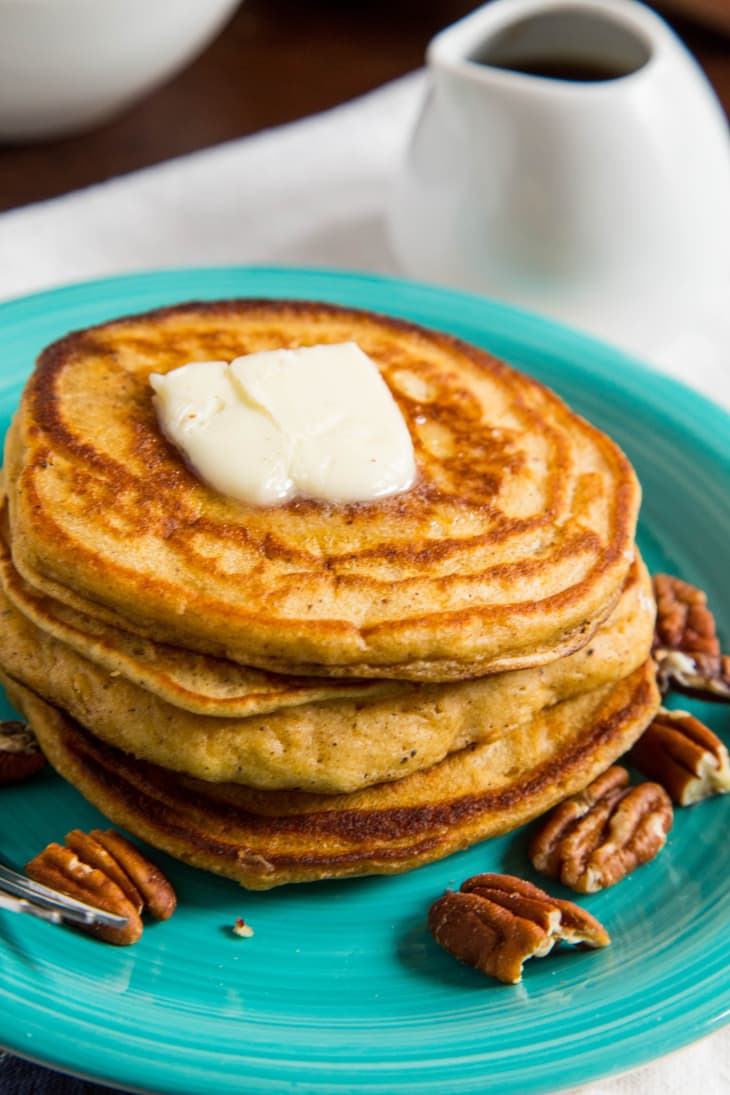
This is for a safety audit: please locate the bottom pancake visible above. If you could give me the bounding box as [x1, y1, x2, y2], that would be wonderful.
[3, 660, 660, 889]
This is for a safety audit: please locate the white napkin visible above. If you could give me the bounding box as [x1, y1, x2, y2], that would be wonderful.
[0, 72, 729, 1095]
[1, 68, 728, 406]
[1, 68, 729, 411]
[0, 74, 420, 302]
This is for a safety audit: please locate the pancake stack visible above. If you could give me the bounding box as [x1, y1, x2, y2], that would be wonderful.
[0, 300, 659, 888]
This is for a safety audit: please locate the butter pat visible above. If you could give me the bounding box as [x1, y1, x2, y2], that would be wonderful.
[150, 343, 416, 506]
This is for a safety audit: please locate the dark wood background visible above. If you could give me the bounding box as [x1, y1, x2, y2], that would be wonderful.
[1, 0, 729, 214]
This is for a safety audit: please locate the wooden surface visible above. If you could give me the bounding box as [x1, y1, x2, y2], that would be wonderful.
[0, 0, 728, 214]
[660, 0, 730, 36]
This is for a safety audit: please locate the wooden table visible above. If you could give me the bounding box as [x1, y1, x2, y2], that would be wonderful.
[0, 0, 728, 214]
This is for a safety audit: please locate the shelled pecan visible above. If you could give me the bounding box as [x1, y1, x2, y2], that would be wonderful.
[529, 766, 673, 893]
[652, 574, 730, 701]
[25, 841, 143, 945]
[656, 650, 730, 702]
[84, 829, 176, 921]
[428, 873, 609, 985]
[25, 828, 176, 945]
[629, 708, 730, 805]
[0, 720, 45, 785]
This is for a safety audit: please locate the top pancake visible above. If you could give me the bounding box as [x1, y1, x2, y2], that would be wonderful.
[4, 300, 640, 681]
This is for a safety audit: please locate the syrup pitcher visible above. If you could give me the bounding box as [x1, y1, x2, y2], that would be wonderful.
[388, 0, 730, 370]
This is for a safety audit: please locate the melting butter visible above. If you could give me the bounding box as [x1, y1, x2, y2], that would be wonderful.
[150, 343, 416, 506]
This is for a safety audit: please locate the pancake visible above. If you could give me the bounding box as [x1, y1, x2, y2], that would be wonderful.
[0, 497, 402, 719]
[0, 552, 654, 792]
[2, 660, 660, 888]
[4, 299, 640, 681]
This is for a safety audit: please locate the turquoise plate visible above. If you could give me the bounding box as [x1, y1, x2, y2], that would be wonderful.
[1, 268, 729, 1095]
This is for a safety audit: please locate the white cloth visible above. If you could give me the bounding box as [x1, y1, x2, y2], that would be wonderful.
[0, 74, 417, 302]
[0, 70, 728, 408]
[0, 72, 729, 1095]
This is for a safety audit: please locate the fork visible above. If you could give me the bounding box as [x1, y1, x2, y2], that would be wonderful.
[0, 890, 66, 925]
[0, 860, 128, 930]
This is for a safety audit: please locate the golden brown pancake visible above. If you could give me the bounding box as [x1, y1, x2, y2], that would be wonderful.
[2, 661, 660, 888]
[4, 300, 640, 681]
[0, 497, 401, 719]
[0, 552, 654, 792]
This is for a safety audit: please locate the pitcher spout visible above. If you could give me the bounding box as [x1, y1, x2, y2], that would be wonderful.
[428, 0, 656, 88]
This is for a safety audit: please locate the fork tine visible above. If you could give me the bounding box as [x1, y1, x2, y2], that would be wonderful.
[0, 861, 128, 929]
[0, 890, 64, 925]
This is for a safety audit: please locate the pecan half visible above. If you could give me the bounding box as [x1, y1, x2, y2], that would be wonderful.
[529, 766, 673, 893]
[87, 829, 176, 920]
[25, 828, 176, 944]
[655, 650, 730, 702]
[65, 830, 144, 914]
[652, 575, 730, 701]
[428, 873, 609, 984]
[629, 708, 730, 805]
[25, 842, 143, 945]
[0, 720, 46, 785]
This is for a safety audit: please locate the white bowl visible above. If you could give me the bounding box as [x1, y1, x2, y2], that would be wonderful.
[0, 0, 242, 141]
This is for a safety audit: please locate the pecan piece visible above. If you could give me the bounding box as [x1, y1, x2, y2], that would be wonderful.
[653, 574, 720, 657]
[65, 830, 144, 913]
[629, 708, 730, 805]
[529, 766, 673, 893]
[655, 650, 730, 702]
[652, 574, 730, 701]
[232, 916, 254, 938]
[25, 828, 177, 944]
[25, 842, 143, 945]
[428, 873, 609, 984]
[89, 829, 176, 920]
[0, 720, 46, 785]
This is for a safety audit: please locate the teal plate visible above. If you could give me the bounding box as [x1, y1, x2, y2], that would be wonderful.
[1, 267, 729, 1095]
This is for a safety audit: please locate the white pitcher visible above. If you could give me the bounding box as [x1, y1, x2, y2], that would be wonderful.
[388, 0, 730, 369]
